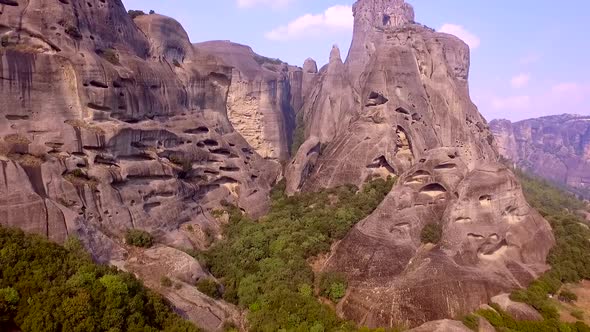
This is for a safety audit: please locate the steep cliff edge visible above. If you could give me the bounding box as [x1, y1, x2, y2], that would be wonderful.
[491, 114, 590, 198]
[0, 1, 302, 330]
[287, 0, 554, 328]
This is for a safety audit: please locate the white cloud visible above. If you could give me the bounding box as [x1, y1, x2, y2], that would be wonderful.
[511, 73, 530, 89]
[237, 0, 294, 8]
[492, 95, 531, 111]
[438, 24, 480, 49]
[265, 5, 353, 41]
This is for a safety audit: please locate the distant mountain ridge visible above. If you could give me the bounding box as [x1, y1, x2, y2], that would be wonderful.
[490, 114, 590, 198]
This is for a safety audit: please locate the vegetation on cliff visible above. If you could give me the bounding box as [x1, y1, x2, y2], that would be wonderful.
[0, 228, 199, 332]
[203, 177, 396, 331]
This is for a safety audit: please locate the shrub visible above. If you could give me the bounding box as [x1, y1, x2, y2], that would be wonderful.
[461, 314, 479, 331]
[64, 170, 99, 189]
[559, 290, 578, 303]
[65, 26, 82, 40]
[196, 279, 221, 299]
[253, 54, 283, 66]
[222, 321, 239, 332]
[204, 177, 395, 330]
[97, 48, 120, 65]
[291, 112, 306, 155]
[0, 226, 199, 331]
[420, 223, 442, 244]
[571, 310, 584, 320]
[319, 272, 348, 303]
[125, 229, 154, 248]
[128, 9, 146, 19]
[160, 276, 173, 288]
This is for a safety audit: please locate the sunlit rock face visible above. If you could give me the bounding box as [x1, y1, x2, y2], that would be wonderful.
[0, 2, 284, 261]
[491, 115, 590, 198]
[0, 2, 296, 329]
[287, 0, 554, 328]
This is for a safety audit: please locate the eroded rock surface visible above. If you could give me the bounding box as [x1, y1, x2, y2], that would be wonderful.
[195, 41, 299, 161]
[0, 2, 291, 329]
[491, 114, 590, 198]
[287, 0, 555, 328]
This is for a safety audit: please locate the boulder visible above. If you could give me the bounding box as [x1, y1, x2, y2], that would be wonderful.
[490, 294, 543, 321]
[408, 320, 472, 332]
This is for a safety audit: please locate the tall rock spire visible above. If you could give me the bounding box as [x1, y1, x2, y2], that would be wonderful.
[346, 0, 416, 89]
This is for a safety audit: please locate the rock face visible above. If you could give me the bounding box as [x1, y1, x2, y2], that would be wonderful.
[407, 320, 472, 332]
[490, 114, 590, 198]
[288, 0, 555, 328]
[490, 293, 543, 322]
[195, 41, 300, 161]
[0, 0, 287, 259]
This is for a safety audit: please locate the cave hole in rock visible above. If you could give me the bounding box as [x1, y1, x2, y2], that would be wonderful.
[405, 170, 431, 184]
[210, 149, 230, 157]
[366, 91, 389, 107]
[143, 202, 161, 213]
[87, 103, 111, 111]
[479, 239, 508, 257]
[382, 14, 391, 26]
[89, 80, 108, 89]
[395, 107, 410, 115]
[434, 163, 457, 170]
[419, 183, 447, 198]
[5, 114, 29, 120]
[455, 217, 472, 223]
[220, 166, 240, 172]
[467, 233, 486, 240]
[366, 156, 396, 178]
[395, 126, 414, 162]
[202, 139, 219, 147]
[479, 195, 492, 207]
[0, 0, 18, 6]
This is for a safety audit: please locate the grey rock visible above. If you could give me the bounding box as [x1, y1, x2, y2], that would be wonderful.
[490, 293, 543, 322]
[286, 0, 555, 328]
[408, 320, 472, 332]
[490, 114, 590, 198]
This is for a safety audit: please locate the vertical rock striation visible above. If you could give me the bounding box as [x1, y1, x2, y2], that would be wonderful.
[287, 0, 555, 328]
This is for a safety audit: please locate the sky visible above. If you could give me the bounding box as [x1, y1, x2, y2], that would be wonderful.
[121, 0, 590, 122]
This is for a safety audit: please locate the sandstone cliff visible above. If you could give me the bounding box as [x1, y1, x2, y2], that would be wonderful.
[287, 0, 554, 327]
[491, 114, 590, 198]
[0, 1, 302, 330]
[0, 0, 557, 330]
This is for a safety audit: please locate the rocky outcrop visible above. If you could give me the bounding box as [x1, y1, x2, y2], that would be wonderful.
[408, 320, 472, 332]
[194, 41, 299, 161]
[490, 294, 543, 321]
[288, 0, 554, 328]
[490, 114, 590, 198]
[0, 2, 295, 329]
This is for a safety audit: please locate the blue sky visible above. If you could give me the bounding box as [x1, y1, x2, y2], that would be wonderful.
[122, 0, 589, 122]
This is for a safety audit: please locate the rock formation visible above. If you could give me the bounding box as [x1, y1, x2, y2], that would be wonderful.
[491, 114, 590, 198]
[0, 0, 557, 330]
[288, 0, 555, 328]
[0, 1, 301, 330]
